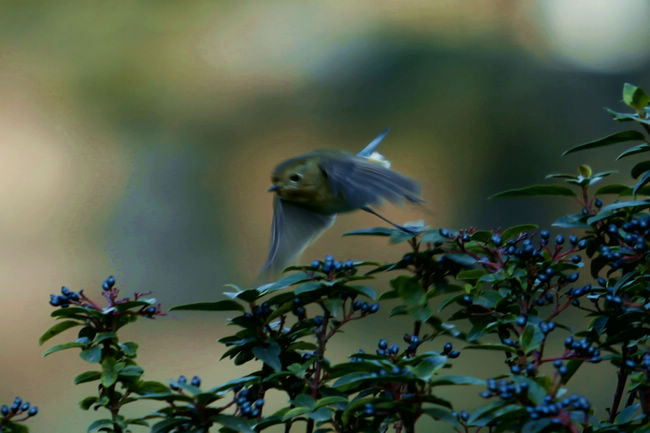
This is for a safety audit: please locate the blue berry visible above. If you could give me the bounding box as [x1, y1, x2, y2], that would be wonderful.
[491, 234, 503, 246]
[102, 275, 116, 291]
[555, 234, 565, 245]
[378, 339, 388, 350]
[594, 198, 603, 207]
[191, 376, 201, 387]
[540, 230, 550, 239]
[27, 406, 38, 416]
[448, 350, 461, 358]
[313, 316, 324, 326]
[516, 315, 527, 326]
[1, 405, 8, 416]
[311, 260, 321, 270]
[178, 375, 187, 384]
[569, 234, 578, 245]
[369, 303, 380, 313]
[439, 228, 450, 237]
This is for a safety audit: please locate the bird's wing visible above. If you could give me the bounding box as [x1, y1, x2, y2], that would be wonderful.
[357, 127, 390, 157]
[261, 196, 336, 275]
[319, 154, 423, 210]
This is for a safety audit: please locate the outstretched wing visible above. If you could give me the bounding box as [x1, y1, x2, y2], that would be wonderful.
[357, 127, 390, 157]
[261, 197, 336, 275]
[319, 154, 422, 210]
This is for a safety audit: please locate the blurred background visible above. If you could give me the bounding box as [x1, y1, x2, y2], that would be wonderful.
[2, 0, 650, 431]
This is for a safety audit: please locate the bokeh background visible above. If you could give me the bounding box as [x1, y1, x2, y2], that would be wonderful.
[2, 0, 650, 431]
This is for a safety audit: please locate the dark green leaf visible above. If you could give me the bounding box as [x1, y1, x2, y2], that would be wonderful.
[0, 422, 29, 433]
[291, 394, 316, 409]
[252, 341, 282, 371]
[150, 419, 188, 433]
[170, 300, 245, 312]
[634, 171, 650, 196]
[552, 213, 589, 228]
[79, 396, 99, 410]
[410, 354, 446, 380]
[562, 130, 646, 156]
[489, 185, 576, 199]
[623, 83, 650, 110]
[213, 415, 255, 433]
[519, 324, 544, 354]
[522, 419, 553, 433]
[308, 407, 332, 421]
[74, 370, 101, 385]
[80, 345, 103, 363]
[616, 403, 640, 424]
[606, 108, 650, 125]
[596, 184, 633, 195]
[333, 372, 375, 387]
[294, 281, 323, 295]
[430, 375, 484, 386]
[314, 396, 348, 408]
[349, 285, 376, 300]
[391, 276, 425, 306]
[38, 320, 81, 345]
[102, 356, 119, 387]
[87, 419, 115, 432]
[119, 342, 138, 357]
[257, 272, 311, 296]
[501, 224, 538, 242]
[632, 161, 650, 179]
[617, 144, 650, 160]
[119, 365, 144, 377]
[43, 342, 85, 357]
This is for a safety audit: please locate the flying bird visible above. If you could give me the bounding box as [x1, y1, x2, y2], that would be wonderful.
[261, 129, 422, 275]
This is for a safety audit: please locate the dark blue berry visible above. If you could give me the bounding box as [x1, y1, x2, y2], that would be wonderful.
[102, 275, 116, 291]
[448, 350, 460, 358]
[439, 228, 450, 238]
[352, 300, 363, 310]
[555, 234, 564, 245]
[571, 255, 582, 263]
[255, 398, 264, 408]
[178, 375, 187, 384]
[577, 239, 588, 249]
[311, 260, 321, 270]
[516, 315, 527, 326]
[344, 259, 354, 269]
[491, 234, 502, 246]
[511, 365, 521, 374]
[569, 234, 578, 245]
[27, 406, 38, 416]
[313, 316, 324, 326]
[443, 342, 453, 353]
[389, 344, 399, 355]
[378, 339, 388, 350]
[1, 405, 8, 416]
[540, 230, 550, 239]
[20, 402, 29, 411]
[594, 198, 603, 207]
[566, 272, 579, 282]
[191, 376, 201, 387]
[369, 303, 380, 313]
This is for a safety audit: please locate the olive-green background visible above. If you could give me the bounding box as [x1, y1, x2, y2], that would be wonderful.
[2, 1, 650, 431]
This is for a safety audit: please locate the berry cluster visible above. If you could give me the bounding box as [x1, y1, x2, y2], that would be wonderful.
[563, 336, 601, 363]
[597, 217, 650, 271]
[442, 342, 460, 358]
[525, 394, 590, 421]
[351, 299, 380, 315]
[243, 301, 273, 322]
[402, 334, 422, 356]
[169, 375, 202, 391]
[49, 286, 81, 307]
[234, 388, 264, 419]
[376, 339, 400, 357]
[0, 396, 38, 422]
[480, 378, 528, 399]
[102, 275, 116, 291]
[311, 255, 355, 278]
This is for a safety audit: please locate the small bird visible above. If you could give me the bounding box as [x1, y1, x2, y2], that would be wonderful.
[261, 129, 422, 275]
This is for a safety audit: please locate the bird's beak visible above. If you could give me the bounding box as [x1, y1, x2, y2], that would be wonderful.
[268, 185, 280, 192]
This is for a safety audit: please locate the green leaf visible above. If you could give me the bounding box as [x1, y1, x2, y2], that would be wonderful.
[596, 184, 633, 195]
[617, 144, 650, 160]
[634, 171, 650, 196]
[74, 370, 101, 385]
[79, 396, 99, 410]
[315, 396, 348, 408]
[623, 83, 650, 110]
[213, 415, 255, 433]
[38, 320, 81, 345]
[607, 108, 650, 126]
[252, 341, 282, 371]
[80, 345, 103, 363]
[294, 281, 324, 295]
[519, 324, 544, 354]
[552, 213, 589, 228]
[632, 161, 650, 179]
[102, 356, 119, 387]
[150, 419, 188, 433]
[410, 354, 447, 380]
[87, 419, 115, 432]
[489, 185, 576, 199]
[464, 344, 514, 352]
[257, 272, 311, 296]
[430, 375, 484, 386]
[119, 365, 144, 377]
[43, 342, 85, 357]
[332, 372, 375, 387]
[308, 407, 332, 421]
[170, 300, 245, 312]
[118, 342, 138, 357]
[1, 421, 29, 433]
[501, 224, 538, 242]
[562, 130, 646, 156]
[391, 276, 426, 306]
[616, 403, 640, 424]
[349, 285, 376, 300]
[291, 393, 316, 409]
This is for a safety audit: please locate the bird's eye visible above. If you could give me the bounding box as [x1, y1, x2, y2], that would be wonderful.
[289, 173, 302, 182]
